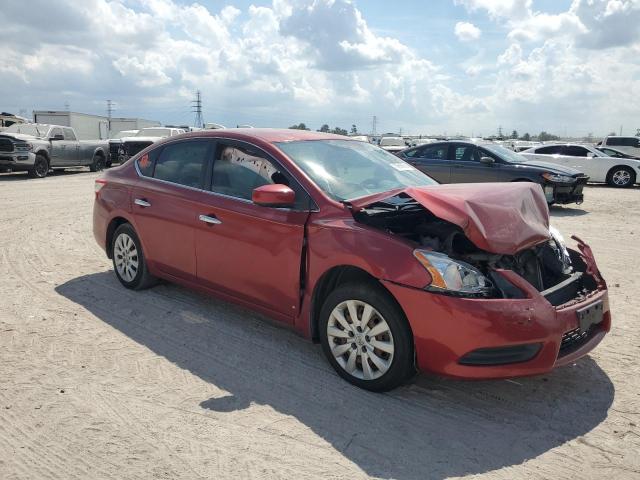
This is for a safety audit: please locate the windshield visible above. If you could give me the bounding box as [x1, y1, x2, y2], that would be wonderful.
[137, 128, 171, 137]
[276, 140, 436, 201]
[4, 124, 47, 136]
[380, 137, 406, 147]
[481, 143, 528, 163]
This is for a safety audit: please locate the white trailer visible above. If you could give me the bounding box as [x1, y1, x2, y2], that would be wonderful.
[109, 117, 161, 137]
[33, 111, 109, 140]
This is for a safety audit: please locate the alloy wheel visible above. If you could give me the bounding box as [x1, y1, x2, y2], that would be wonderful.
[612, 169, 631, 186]
[114, 233, 139, 282]
[326, 299, 395, 380]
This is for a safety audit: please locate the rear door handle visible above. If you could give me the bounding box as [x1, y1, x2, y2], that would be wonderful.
[199, 214, 222, 225]
[134, 198, 151, 208]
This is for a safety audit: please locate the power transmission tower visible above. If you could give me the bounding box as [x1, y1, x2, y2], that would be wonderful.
[192, 91, 204, 129]
[497, 125, 503, 138]
[106, 100, 114, 134]
[64, 101, 70, 111]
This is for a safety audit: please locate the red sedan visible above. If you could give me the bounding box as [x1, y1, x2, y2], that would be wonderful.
[93, 129, 610, 391]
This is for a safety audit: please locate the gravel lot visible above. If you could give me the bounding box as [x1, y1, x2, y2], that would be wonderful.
[1, 170, 639, 480]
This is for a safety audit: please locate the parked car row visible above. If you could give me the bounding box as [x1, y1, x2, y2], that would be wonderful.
[93, 129, 611, 391]
[0, 123, 109, 178]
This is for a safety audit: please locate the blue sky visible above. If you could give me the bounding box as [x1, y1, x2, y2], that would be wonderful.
[0, 0, 638, 137]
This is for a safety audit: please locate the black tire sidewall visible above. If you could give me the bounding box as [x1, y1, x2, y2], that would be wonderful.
[31, 155, 48, 178]
[318, 282, 414, 392]
[112, 224, 147, 289]
[91, 155, 105, 172]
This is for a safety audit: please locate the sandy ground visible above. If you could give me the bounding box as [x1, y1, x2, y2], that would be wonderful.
[0, 169, 638, 480]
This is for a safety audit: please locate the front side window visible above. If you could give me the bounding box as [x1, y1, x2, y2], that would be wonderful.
[276, 139, 435, 201]
[63, 128, 77, 141]
[50, 128, 63, 139]
[211, 143, 302, 203]
[153, 140, 210, 188]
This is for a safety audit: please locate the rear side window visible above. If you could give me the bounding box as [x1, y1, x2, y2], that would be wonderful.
[153, 140, 211, 188]
[535, 146, 562, 155]
[453, 145, 479, 162]
[417, 144, 448, 159]
[562, 146, 589, 157]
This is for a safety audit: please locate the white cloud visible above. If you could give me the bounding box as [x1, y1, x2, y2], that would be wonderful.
[455, 22, 482, 41]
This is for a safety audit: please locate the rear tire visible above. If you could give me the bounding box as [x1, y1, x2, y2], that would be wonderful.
[607, 166, 635, 188]
[90, 153, 106, 172]
[319, 282, 414, 392]
[28, 155, 49, 178]
[111, 223, 157, 290]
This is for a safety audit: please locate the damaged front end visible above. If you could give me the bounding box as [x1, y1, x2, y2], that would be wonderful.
[347, 184, 603, 306]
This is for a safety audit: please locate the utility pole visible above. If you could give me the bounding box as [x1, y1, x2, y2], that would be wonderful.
[106, 100, 114, 135]
[192, 90, 204, 129]
[371, 115, 377, 137]
[498, 125, 503, 138]
[620, 125, 623, 136]
[64, 101, 70, 112]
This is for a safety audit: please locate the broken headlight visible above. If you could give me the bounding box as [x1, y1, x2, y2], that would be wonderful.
[413, 250, 493, 296]
[549, 226, 572, 273]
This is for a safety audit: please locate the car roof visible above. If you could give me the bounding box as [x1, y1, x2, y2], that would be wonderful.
[171, 128, 354, 143]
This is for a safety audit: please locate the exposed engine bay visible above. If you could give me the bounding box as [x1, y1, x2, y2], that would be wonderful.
[352, 193, 597, 305]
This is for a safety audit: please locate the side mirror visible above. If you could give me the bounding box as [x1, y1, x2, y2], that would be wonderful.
[252, 184, 295, 207]
[586, 152, 595, 158]
[480, 156, 495, 165]
[50, 134, 64, 141]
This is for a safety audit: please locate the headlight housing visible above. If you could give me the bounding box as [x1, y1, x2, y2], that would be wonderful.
[413, 250, 493, 296]
[542, 172, 575, 183]
[549, 226, 572, 273]
[15, 143, 33, 152]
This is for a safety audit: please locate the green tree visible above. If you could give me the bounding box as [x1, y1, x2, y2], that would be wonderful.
[318, 124, 330, 133]
[537, 131, 560, 142]
[350, 124, 358, 135]
[331, 126, 348, 136]
[511, 130, 518, 139]
[289, 123, 310, 130]
[520, 132, 531, 141]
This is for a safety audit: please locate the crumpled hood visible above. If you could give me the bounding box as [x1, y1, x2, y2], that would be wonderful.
[348, 182, 551, 255]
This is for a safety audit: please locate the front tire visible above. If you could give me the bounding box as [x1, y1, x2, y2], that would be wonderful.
[607, 166, 635, 188]
[90, 154, 106, 172]
[28, 155, 49, 178]
[111, 224, 157, 290]
[319, 282, 414, 392]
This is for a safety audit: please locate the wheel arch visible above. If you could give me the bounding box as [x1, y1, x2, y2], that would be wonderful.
[35, 149, 50, 161]
[105, 216, 131, 259]
[606, 164, 636, 183]
[309, 264, 410, 343]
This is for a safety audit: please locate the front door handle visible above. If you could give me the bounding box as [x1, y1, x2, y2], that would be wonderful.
[134, 198, 151, 208]
[199, 214, 222, 225]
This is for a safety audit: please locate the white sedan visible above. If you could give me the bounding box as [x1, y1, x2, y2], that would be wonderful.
[520, 143, 640, 188]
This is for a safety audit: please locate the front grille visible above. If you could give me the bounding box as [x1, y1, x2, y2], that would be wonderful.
[558, 327, 592, 357]
[0, 139, 14, 152]
[124, 141, 153, 157]
[109, 142, 121, 159]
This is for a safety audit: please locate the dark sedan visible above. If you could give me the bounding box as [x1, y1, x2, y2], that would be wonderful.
[397, 141, 588, 205]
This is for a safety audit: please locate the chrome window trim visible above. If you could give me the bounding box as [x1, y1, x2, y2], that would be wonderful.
[133, 136, 319, 213]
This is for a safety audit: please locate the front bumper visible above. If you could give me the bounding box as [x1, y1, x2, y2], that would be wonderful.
[383, 241, 610, 379]
[545, 176, 588, 205]
[0, 151, 36, 170]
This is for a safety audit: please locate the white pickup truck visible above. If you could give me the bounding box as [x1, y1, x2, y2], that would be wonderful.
[0, 123, 109, 178]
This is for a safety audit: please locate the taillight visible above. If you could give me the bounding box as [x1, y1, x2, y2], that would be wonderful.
[95, 178, 107, 193]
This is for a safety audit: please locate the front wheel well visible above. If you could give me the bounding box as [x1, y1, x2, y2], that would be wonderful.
[105, 217, 130, 259]
[310, 265, 399, 342]
[35, 150, 50, 161]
